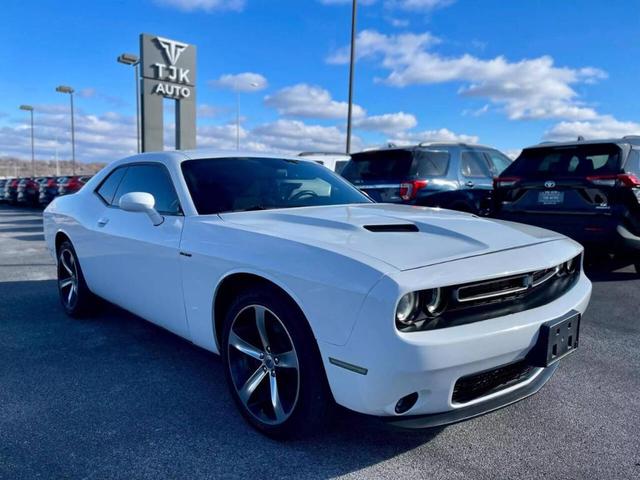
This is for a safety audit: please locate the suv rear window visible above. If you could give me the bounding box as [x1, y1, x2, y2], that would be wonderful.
[504, 144, 622, 178]
[342, 149, 449, 182]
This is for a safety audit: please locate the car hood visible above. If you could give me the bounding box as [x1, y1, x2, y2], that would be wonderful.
[219, 203, 565, 271]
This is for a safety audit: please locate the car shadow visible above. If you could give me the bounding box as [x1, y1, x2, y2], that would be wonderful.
[0, 279, 442, 479]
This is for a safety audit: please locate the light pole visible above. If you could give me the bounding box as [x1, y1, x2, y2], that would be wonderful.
[235, 81, 259, 150]
[117, 53, 141, 154]
[56, 85, 76, 175]
[19, 105, 35, 176]
[346, 0, 357, 154]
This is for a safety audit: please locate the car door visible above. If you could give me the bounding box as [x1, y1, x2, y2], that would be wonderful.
[90, 163, 189, 338]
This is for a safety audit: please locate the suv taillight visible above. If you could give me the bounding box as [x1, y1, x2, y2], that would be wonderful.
[493, 176, 521, 189]
[586, 174, 640, 188]
[47, 178, 57, 187]
[400, 180, 428, 201]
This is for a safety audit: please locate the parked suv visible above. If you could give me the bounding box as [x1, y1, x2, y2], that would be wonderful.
[340, 143, 512, 214]
[492, 137, 640, 273]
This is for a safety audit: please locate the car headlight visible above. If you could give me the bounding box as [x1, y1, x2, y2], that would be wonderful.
[423, 288, 445, 317]
[559, 256, 580, 276]
[396, 292, 419, 325]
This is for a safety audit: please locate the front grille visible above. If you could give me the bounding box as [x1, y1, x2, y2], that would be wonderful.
[398, 254, 582, 332]
[452, 360, 536, 404]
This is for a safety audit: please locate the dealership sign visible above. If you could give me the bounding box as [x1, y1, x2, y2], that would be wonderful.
[140, 33, 197, 151]
[141, 34, 196, 99]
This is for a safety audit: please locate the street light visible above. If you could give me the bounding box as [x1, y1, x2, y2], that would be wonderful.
[117, 53, 141, 154]
[19, 105, 35, 176]
[346, 0, 357, 154]
[235, 81, 260, 150]
[55, 85, 76, 175]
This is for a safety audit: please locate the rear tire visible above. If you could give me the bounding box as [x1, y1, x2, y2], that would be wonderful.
[221, 285, 332, 439]
[57, 240, 95, 317]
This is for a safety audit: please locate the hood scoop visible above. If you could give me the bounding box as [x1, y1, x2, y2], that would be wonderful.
[363, 224, 419, 233]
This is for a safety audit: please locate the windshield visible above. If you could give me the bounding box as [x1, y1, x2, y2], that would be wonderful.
[182, 157, 372, 215]
[504, 144, 623, 178]
[341, 149, 450, 183]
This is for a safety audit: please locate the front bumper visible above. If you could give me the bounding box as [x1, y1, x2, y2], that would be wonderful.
[382, 363, 558, 428]
[318, 242, 591, 423]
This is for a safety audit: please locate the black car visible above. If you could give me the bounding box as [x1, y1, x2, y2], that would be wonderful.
[0, 179, 7, 202]
[39, 176, 63, 206]
[340, 143, 512, 215]
[492, 137, 640, 273]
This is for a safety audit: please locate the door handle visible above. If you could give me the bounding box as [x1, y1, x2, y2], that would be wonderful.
[97, 217, 109, 227]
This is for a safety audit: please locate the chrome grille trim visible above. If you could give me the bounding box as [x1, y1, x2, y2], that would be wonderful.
[454, 274, 531, 303]
[454, 265, 561, 304]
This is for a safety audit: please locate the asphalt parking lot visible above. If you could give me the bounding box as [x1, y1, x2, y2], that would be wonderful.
[0, 205, 638, 480]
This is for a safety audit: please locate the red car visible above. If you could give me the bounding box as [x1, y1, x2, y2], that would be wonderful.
[17, 177, 45, 206]
[58, 175, 92, 196]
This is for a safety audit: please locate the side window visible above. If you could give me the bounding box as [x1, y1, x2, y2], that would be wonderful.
[460, 151, 492, 178]
[485, 151, 512, 175]
[113, 164, 181, 215]
[96, 167, 127, 205]
[626, 150, 640, 175]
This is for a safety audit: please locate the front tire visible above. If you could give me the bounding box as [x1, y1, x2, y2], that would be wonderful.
[57, 240, 94, 317]
[222, 286, 332, 439]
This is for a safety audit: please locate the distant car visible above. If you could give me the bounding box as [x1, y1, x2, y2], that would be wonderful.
[340, 143, 512, 215]
[17, 177, 45, 206]
[44, 150, 591, 438]
[492, 137, 640, 274]
[39, 176, 64, 206]
[0, 179, 7, 202]
[298, 152, 350, 173]
[3, 178, 20, 204]
[58, 175, 92, 196]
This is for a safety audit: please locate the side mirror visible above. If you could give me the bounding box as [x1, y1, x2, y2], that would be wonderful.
[119, 192, 164, 226]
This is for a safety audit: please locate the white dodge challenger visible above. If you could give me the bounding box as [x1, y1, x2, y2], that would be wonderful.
[43, 151, 592, 438]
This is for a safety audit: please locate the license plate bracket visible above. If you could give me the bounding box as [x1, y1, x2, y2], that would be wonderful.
[528, 311, 580, 367]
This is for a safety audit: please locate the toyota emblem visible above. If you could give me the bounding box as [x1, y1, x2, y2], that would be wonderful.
[544, 180, 556, 188]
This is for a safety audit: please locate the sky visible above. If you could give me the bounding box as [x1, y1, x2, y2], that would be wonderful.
[1, 0, 640, 164]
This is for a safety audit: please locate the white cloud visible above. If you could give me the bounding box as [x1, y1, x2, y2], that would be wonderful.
[328, 30, 607, 122]
[544, 116, 640, 142]
[387, 17, 410, 27]
[155, 0, 245, 12]
[389, 127, 479, 146]
[197, 104, 225, 118]
[209, 72, 268, 92]
[387, 0, 455, 10]
[0, 104, 356, 162]
[354, 112, 417, 134]
[251, 119, 359, 153]
[0, 105, 138, 164]
[264, 84, 366, 120]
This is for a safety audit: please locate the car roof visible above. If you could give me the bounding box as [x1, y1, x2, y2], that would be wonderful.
[355, 142, 497, 154]
[111, 149, 317, 170]
[524, 136, 640, 150]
